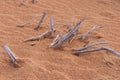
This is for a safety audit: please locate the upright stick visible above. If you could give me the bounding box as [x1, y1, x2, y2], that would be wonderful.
[34, 11, 46, 30]
[2, 45, 18, 63]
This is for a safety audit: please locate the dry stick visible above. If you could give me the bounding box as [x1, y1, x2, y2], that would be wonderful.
[50, 16, 54, 38]
[73, 47, 120, 57]
[74, 42, 108, 51]
[71, 25, 102, 42]
[24, 29, 56, 42]
[49, 18, 85, 48]
[17, 14, 38, 27]
[34, 11, 46, 30]
[2, 45, 18, 63]
[63, 18, 85, 42]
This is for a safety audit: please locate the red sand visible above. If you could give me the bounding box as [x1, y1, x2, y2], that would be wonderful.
[0, 0, 120, 80]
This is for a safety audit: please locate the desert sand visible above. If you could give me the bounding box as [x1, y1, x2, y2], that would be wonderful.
[0, 0, 120, 80]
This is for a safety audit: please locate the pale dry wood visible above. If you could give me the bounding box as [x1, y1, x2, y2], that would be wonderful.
[2, 45, 18, 63]
[17, 14, 38, 27]
[49, 18, 85, 48]
[50, 16, 54, 38]
[74, 42, 108, 51]
[34, 11, 46, 30]
[73, 47, 120, 57]
[70, 25, 102, 42]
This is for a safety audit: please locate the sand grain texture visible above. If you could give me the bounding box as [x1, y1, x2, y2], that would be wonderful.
[0, 0, 120, 80]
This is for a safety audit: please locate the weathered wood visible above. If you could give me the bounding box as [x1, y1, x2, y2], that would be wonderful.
[24, 30, 50, 42]
[74, 42, 108, 51]
[63, 18, 85, 42]
[34, 11, 46, 30]
[2, 45, 18, 63]
[17, 14, 38, 27]
[73, 47, 120, 57]
[50, 16, 54, 38]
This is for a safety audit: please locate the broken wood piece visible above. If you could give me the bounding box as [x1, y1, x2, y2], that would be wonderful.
[24, 29, 55, 42]
[2, 45, 19, 63]
[50, 16, 55, 38]
[17, 14, 38, 27]
[63, 18, 85, 42]
[74, 42, 108, 51]
[73, 47, 120, 57]
[34, 11, 46, 30]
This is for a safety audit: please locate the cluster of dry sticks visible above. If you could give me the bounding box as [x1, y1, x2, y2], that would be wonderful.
[2, 11, 120, 67]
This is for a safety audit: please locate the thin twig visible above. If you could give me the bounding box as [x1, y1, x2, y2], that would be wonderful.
[74, 42, 108, 51]
[34, 11, 46, 30]
[73, 47, 120, 57]
[2, 45, 18, 63]
[50, 16, 54, 38]
[24, 29, 55, 42]
[17, 14, 38, 27]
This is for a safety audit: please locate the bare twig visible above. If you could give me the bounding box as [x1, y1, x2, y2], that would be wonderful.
[63, 18, 85, 42]
[34, 11, 46, 30]
[50, 16, 55, 38]
[2, 45, 18, 63]
[17, 14, 38, 27]
[24, 29, 55, 42]
[74, 42, 108, 51]
[79, 25, 102, 40]
[73, 47, 120, 57]
[49, 18, 85, 48]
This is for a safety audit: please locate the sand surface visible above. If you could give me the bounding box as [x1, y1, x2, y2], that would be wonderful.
[0, 0, 120, 80]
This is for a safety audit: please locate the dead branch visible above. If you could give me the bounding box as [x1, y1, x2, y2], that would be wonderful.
[50, 16, 55, 38]
[17, 14, 38, 27]
[2, 45, 18, 63]
[73, 47, 120, 57]
[34, 11, 46, 30]
[24, 29, 55, 42]
[74, 42, 108, 51]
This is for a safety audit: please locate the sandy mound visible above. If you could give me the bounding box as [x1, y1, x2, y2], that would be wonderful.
[0, 0, 120, 80]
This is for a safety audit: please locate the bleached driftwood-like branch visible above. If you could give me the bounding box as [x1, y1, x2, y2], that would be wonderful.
[34, 11, 46, 30]
[62, 18, 85, 42]
[24, 28, 56, 42]
[50, 16, 55, 38]
[17, 14, 38, 27]
[49, 18, 85, 48]
[79, 25, 102, 40]
[73, 47, 120, 57]
[74, 42, 108, 51]
[2, 45, 18, 63]
[70, 25, 102, 42]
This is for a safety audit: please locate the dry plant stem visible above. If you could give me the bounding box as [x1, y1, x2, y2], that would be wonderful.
[73, 47, 120, 57]
[17, 14, 38, 27]
[75, 42, 108, 51]
[24, 29, 55, 42]
[50, 16, 54, 37]
[34, 11, 46, 30]
[63, 18, 85, 42]
[24, 30, 50, 42]
[2, 45, 18, 63]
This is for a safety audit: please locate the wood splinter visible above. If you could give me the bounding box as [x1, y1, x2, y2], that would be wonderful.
[32, 0, 37, 3]
[34, 11, 46, 30]
[2, 45, 21, 67]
